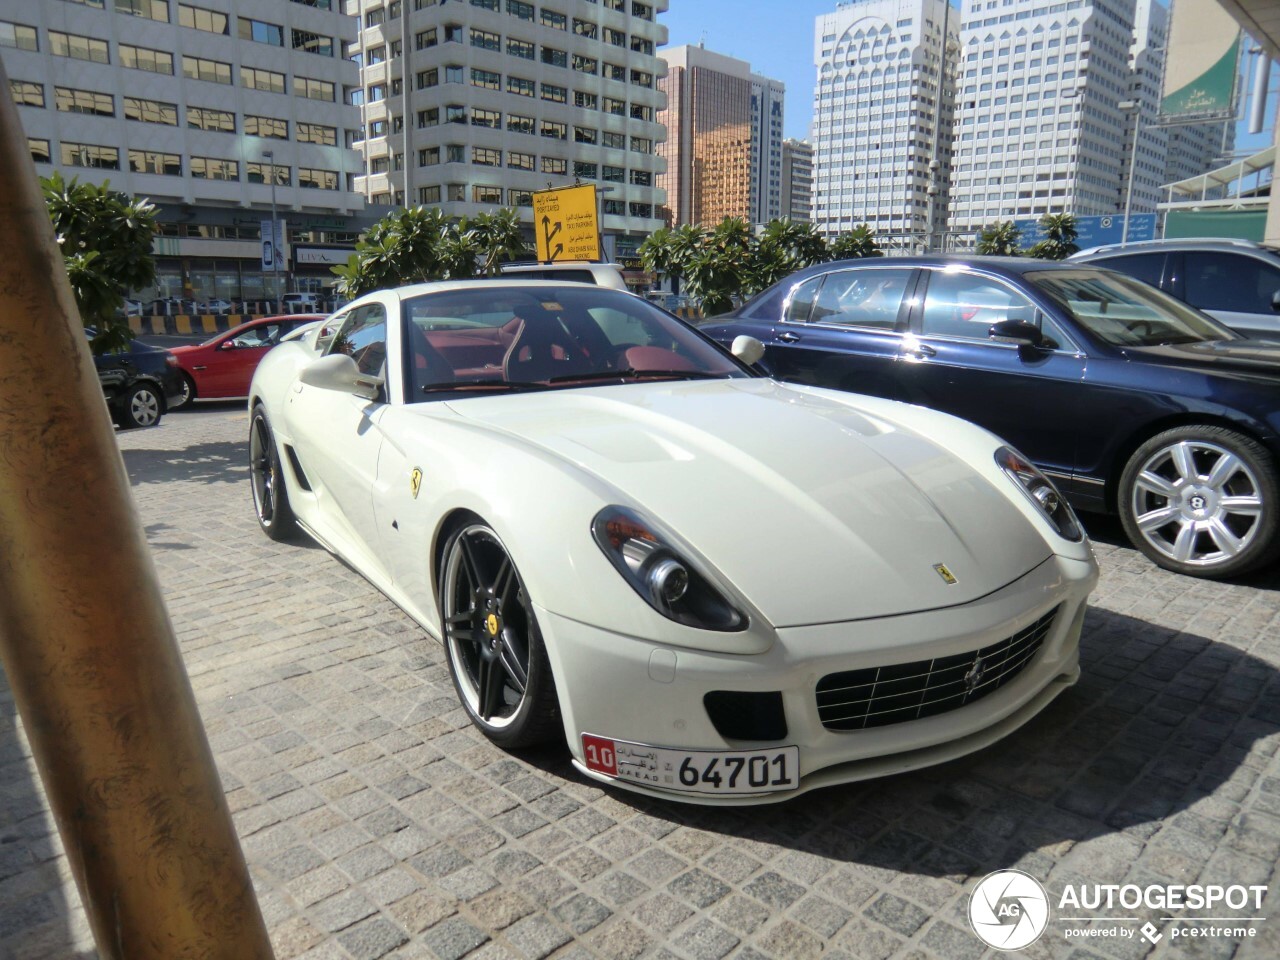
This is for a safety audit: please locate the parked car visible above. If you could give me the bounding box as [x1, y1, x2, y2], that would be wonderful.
[702, 256, 1280, 579]
[248, 280, 1097, 803]
[169, 315, 325, 407]
[91, 333, 184, 429]
[199, 298, 235, 315]
[497, 261, 629, 290]
[1070, 238, 1280, 340]
[281, 292, 321, 314]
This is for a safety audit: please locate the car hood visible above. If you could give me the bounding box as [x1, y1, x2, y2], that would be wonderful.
[443, 378, 1053, 626]
[1123, 338, 1280, 378]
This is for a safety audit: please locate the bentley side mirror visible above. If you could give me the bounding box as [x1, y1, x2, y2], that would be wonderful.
[989, 319, 1046, 349]
[731, 335, 766, 365]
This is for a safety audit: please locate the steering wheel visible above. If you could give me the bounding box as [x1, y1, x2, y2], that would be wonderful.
[1128, 320, 1156, 340]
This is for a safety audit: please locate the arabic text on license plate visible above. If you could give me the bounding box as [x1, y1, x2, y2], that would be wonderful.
[581, 735, 798, 795]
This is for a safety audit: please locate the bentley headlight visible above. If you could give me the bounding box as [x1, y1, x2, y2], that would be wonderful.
[592, 506, 746, 631]
[995, 446, 1083, 542]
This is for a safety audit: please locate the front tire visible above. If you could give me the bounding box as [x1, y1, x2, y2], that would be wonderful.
[249, 404, 297, 541]
[439, 523, 561, 749]
[1118, 425, 1280, 578]
[114, 383, 163, 429]
[172, 373, 196, 410]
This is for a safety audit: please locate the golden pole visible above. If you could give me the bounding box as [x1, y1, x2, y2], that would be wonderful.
[0, 62, 274, 959]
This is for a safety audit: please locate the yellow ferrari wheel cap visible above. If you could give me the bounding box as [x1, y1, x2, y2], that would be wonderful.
[486, 613, 499, 636]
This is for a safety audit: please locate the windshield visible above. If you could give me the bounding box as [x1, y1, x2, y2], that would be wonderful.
[1027, 269, 1238, 347]
[401, 285, 747, 401]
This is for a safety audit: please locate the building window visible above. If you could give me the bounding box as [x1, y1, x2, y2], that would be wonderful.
[507, 113, 534, 134]
[575, 91, 598, 110]
[417, 107, 439, 126]
[419, 185, 441, 204]
[602, 131, 625, 149]
[630, 136, 652, 154]
[508, 151, 534, 170]
[629, 169, 651, 186]
[602, 165, 623, 182]
[190, 157, 239, 180]
[416, 28, 436, 49]
[541, 46, 567, 68]
[247, 161, 290, 185]
[124, 96, 178, 125]
[238, 17, 284, 46]
[446, 144, 465, 163]
[128, 149, 182, 175]
[573, 18, 596, 38]
[298, 122, 337, 146]
[604, 63, 625, 81]
[50, 31, 110, 63]
[602, 198, 624, 215]
[471, 68, 501, 90]
[510, 189, 532, 207]
[10, 80, 44, 107]
[603, 97, 625, 115]
[471, 107, 501, 128]
[470, 28, 499, 50]
[187, 105, 234, 132]
[603, 27, 625, 47]
[55, 87, 114, 116]
[507, 37, 534, 59]
[29, 138, 51, 163]
[629, 104, 652, 122]
[294, 77, 335, 101]
[244, 115, 288, 139]
[630, 70, 653, 89]
[572, 54, 598, 75]
[418, 146, 440, 165]
[179, 4, 228, 33]
[368, 84, 386, 102]
[573, 161, 597, 179]
[417, 68, 438, 88]
[292, 29, 334, 56]
[574, 126, 597, 145]
[632, 1, 651, 18]
[629, 35, 653, 55]
[541, 156, 566, 174]
[507, 76, 534, 97]
[118, 44, 173, 74]
[629, 202, 653, 218]
[541, 8, 566, 28]
[541, 82, 567, 103]
[506, 0, 533, 20]
[473, 147, 501, 166]
[241, 66, 286, 94]
[62, 142, 119, 169]
[540, 120, 567, 140]
[473, 185, 502, 204]
[182, 55, 230, 83]
[365, 6, 384, 27]
[446, 184, 466, 202]
[445, 65, 464, 83]
[117, 0, 170, 22]
[299, 168, 338, 190]
[1, 21, 39, 51]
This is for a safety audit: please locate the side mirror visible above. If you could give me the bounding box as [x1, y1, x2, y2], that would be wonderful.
[218, 340, 238, 351]
[731, 335, 766, 366]
[1271, 289, 1280, 312]
[299, 353, 383, 400]
[989, 319, 1046, 348]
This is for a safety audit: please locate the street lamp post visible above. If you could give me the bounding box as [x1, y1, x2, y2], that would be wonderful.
[1118, 99, 1140, 246]
[262, 149, 281, 313]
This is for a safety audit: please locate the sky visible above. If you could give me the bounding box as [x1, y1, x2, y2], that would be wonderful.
[660, 0, 839, 141]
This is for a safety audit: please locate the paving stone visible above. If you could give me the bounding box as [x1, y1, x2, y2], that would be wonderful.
[502, 913, 572, 959]
[335, 917, 411, 960]
[552, 892, 612, 934]
[670, 918, 739, 960]
[420, 915, 488, 960]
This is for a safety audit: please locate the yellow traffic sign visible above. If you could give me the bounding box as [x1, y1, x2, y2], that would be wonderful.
[532, 184, 599, 262]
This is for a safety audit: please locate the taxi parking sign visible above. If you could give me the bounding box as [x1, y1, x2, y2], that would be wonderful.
[532, 184, 599, 262]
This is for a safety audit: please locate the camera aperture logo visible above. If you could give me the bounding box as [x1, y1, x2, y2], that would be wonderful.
[969, 870, 1051, 950]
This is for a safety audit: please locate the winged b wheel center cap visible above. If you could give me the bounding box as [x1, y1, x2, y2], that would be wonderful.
[1182, 486, 1216, 517]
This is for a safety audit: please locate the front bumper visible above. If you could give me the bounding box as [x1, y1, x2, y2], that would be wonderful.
[539, 553, 1097, 805]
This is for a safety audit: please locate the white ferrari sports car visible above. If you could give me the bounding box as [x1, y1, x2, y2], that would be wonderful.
[248, 280, 1099, 804]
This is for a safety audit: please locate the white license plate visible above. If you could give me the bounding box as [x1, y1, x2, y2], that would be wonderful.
[582, 734, 799, 796]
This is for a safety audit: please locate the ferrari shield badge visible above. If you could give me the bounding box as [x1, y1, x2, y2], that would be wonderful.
[933, 563, 957, 585]
[409, 467, 422, 499]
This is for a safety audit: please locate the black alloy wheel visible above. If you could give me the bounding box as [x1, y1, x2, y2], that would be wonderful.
[440, 522, 561, 748]
[249, 404, 297, 541]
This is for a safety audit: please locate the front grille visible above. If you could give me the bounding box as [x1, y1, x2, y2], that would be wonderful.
[815, 607, 1059, 732]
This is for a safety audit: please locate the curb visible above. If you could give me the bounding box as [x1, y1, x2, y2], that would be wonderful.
[128, 314, 268, 336]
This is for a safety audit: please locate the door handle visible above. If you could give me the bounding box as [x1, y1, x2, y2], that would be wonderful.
[901, 343, 936, 359]
[777, 331, 802, 343]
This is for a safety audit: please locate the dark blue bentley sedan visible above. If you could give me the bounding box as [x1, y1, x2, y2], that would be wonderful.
[701, 256, 1280, 580]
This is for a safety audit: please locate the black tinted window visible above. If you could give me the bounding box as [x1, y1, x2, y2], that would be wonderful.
[328, 303, 387, 377]
[810, 269, 912, 329]
[1092, 253, 1165, 288]
[1183, 252, 1280, 314]
[784, 276, 821, 323]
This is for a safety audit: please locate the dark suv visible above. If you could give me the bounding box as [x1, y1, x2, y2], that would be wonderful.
[1070, 238, 1280, 340]
[93, 336, 185, 428]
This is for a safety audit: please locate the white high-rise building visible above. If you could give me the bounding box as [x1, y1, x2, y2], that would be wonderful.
[750, 72, 786, 224]
[782, 138, 814, 222]
[1, 0, 365, 302]
[351, 0, 669, 262]
[811, 0, 958, 242]
[948, 0, 1140, 234]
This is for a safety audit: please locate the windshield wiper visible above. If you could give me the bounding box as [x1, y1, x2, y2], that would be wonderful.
[546, 368, 731, 384]
[419, 379, 550, 394]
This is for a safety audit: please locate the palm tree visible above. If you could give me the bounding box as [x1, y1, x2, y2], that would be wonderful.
[829, 224, 882, 261]
[1028, 213, 1079, 260]
[976, 221, 1023, 257]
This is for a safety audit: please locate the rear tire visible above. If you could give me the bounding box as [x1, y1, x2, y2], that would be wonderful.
[249, 404, 298, 541]
[114, 383, 163, 429]
[172, 373, 196, 410]
[1118, 425, 1280, 578]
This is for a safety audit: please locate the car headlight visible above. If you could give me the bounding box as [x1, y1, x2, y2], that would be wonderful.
[995, 446, 1082, 542]
[592, 506, 746, 631]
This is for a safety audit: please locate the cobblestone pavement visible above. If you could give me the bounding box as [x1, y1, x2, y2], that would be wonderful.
[2, 404, 1278, 960]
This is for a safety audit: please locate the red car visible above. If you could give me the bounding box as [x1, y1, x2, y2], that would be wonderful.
[169, 315, 324, 407]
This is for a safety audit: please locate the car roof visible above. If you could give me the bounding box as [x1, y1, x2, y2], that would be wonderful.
[1072, 237, 1280, 258]
[773, 255, 1099, 284]
[360, 278, 638, 299]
